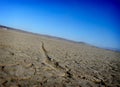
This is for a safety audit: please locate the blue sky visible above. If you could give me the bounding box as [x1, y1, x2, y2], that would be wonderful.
[0, 0, 120, 50]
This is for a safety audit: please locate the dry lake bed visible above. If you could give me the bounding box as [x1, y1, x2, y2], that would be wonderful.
[0, 26, 120, 87]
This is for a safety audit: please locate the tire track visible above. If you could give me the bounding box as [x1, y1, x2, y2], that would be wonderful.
[41, 41, 68, 77]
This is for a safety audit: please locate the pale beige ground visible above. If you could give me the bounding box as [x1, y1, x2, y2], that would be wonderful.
[0, 27, 120, 87]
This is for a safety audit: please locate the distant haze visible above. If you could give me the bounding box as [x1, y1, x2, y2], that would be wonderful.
[0, 0, 120, 50]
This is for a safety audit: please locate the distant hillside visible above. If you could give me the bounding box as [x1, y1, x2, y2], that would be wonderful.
[1, 25, 119, 52]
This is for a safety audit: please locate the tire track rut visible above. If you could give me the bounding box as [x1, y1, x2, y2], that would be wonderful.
[41, 41, 73, 77]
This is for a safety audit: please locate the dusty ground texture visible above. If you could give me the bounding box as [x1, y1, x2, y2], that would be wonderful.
[0, 27, 120, 87]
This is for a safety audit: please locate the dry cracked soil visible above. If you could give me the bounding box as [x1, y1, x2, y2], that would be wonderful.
[0, 26, 120, 87]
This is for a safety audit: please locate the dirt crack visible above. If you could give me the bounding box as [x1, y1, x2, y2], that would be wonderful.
[41, 41, 52, 61]
[41, 41, 67, 76]
[40, 42, 76, 80]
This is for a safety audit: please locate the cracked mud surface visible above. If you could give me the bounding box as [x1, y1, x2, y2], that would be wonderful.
[0, 27, 120, 87]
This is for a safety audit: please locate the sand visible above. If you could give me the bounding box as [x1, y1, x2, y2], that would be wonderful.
[0, 26, 120, 87]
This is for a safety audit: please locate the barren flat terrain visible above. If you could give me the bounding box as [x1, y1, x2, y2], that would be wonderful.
[0, 26, 120, 87]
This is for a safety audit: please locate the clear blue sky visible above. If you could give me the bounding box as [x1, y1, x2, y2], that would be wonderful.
[0, 0, 120, 50]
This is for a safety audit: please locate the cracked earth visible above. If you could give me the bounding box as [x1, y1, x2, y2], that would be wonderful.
[0, 27, 120, 87]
